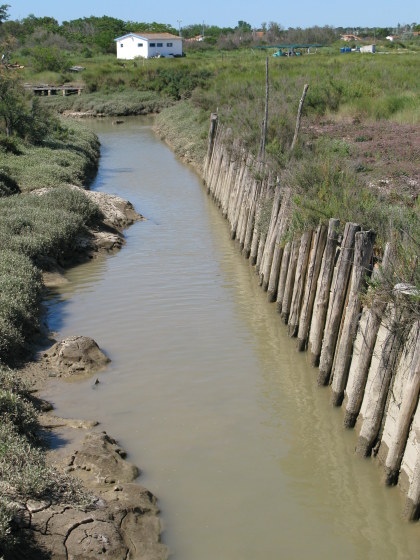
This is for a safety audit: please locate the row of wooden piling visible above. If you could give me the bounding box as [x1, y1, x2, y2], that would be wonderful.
[203, 115, 420, 521]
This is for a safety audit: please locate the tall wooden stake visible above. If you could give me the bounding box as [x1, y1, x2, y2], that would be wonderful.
[290, 84, 309, 153]
[259, 56, 269, 160]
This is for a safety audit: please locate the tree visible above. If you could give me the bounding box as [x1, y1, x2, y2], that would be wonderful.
[0, 70, 27, 136]
[236, 20, 252, 32]
[0, 4, 9, 25]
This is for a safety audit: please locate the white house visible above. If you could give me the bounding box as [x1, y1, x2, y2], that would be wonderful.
[114, 33, 183, 59]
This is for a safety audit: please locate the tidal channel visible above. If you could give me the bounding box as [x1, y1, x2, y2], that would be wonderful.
[43, 117, 420, 559]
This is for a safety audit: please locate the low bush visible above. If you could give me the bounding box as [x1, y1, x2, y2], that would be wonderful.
[0, 170, 20, 197]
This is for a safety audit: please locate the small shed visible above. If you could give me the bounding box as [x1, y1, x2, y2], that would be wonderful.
[360, 44, 376, 53]
[114, 32, 183, 59]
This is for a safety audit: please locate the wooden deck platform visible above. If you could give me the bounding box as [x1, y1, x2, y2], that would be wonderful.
[24, 84, 84, 96]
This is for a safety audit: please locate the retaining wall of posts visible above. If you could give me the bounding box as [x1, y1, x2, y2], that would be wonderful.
[202, 116, 420, 519]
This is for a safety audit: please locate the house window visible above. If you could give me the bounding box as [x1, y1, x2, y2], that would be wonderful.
[167, 42, 173, 47]
[150, 43, 156, 47]
[120, 43, 124, 47]
[137, 43, 143, 47]
[157, 43, 163, 47]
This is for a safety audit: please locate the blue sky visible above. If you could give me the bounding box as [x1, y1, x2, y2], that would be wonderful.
[7, 0, 419, 29]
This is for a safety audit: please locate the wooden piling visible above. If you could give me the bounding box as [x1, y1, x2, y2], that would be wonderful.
[382, 322, 420, 485]
[243, 175, 261, 259]
[204, 113, 218, 181]
[308, 218, 340, 367]
[405, 454, 420, 521]
[343, 244, 393, 428]
[267, 189, 291, 302]
[318, 222, 360, 386]
[281, 237, 300, 324]
[249, 168, 268, 265]
[297, 224, 328, 351]
[276, 241, 291, 314]
[260, 187, 282, 289]
[356, 304, 405, 457]
[288, 229, 313, 337]
[331, 230, 376, 406]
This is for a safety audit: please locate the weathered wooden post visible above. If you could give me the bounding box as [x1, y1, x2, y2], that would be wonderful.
[281, 237, 300, 324]
[356, 302, 406, 457]
[331, 230, 376, 405]
[382, 322, 420, 485]
[308, 218, 340, 366]
[290, 84, 309, 153]
[297, 224, 328, 351]
[343, 243, 393, 427]
[276, 241, 291, 314]
[249, 167, 268, 264]
[243, 176, 261, 259]
[204, 113, 219, 181]
[318, 222, 360, 386]
[267, 190, 291, 302]
[260, 187, 282, 289]
[288, 229, 313, 337]
[404, 433, 420, 520]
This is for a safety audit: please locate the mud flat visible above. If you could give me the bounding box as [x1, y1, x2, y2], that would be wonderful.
[13, 186, 168, 560]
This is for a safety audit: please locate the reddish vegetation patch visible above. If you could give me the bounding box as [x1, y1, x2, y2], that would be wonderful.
[303, 119, 420, 202]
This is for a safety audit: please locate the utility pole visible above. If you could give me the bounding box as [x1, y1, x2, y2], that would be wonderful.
[177, 19, 182, 37]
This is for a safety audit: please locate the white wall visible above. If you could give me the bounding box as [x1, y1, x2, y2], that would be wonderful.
[116, 35, 182, 59]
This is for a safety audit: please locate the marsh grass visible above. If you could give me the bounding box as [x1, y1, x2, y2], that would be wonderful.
[0, 188, 102, 362]
[43, 89, 173, 116]
[0, 120, 99, 193]
[155, 101, 209, 168]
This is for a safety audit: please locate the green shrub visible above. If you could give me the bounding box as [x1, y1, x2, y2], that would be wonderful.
[0, 250, 42, 360]
[0, 170, 20, 197]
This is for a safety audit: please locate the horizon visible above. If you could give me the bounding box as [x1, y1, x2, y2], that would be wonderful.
[7, 0, 419, 31]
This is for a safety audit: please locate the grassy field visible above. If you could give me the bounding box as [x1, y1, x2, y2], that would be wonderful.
[153, 48, 419, 301]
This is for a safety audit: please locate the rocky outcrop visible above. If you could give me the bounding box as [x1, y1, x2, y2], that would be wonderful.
[13, 430, 167, 560]
[44, 336, 110, 376]
[82, 189, 142, 231]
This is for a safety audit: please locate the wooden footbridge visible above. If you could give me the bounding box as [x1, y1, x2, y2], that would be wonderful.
[24, 83, 84, 96]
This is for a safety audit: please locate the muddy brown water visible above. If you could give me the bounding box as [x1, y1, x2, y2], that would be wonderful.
[43, 117, 420, 559]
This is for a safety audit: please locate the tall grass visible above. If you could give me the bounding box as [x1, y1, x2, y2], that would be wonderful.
[43, 89, 173, 116]
[155, 101, 208, 168]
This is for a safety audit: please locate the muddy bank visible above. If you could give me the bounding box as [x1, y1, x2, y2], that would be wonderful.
[12, 189, 168, 559]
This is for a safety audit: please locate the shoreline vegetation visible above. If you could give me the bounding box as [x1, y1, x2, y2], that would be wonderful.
[0, 10, 419, 555]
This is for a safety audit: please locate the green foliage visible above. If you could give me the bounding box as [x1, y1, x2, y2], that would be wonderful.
[0, 119, 100, 192]
[30, 45, 72, 72]
[0, 187, 102, 259]
[43, 89, 172, 116]
[0, 4, 9, 24]
[0, 187, 101, 362]
[0, 249, 42, 358]
[155, 101, 208, 168]
[0, 168, 20, 197]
